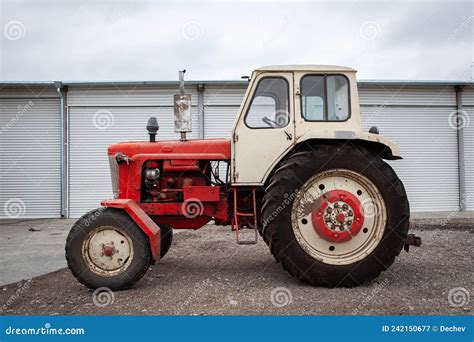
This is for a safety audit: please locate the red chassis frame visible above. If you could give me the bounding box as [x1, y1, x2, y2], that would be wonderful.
[101, 138, 241, 260]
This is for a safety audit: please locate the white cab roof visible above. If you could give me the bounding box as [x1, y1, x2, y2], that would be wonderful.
[255, 65, 356, 73]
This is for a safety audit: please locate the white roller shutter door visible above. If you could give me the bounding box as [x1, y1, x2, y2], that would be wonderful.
[360, 85, 459, 212]
[68, 104, 199, 218]
[202, 85, 247, 178]
[0, 89, 61, 218]
[203, 85, 246, 138]
[462, 87, 474, 210]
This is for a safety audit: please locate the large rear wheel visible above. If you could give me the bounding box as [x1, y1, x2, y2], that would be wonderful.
[261, 144, 409, 287]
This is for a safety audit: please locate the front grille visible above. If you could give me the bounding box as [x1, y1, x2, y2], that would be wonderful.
[108, 154, 119, 198]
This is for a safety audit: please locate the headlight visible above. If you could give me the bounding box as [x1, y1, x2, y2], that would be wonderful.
[108, 154, 119, 198]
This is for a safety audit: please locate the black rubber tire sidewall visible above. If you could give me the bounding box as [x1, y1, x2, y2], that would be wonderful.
[65, 208, 151, 290]
[159, 224, 173, 259]
[262, 144, 410, 287]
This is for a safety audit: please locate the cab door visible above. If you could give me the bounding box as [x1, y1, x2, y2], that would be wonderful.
[232, 72, 295, 184]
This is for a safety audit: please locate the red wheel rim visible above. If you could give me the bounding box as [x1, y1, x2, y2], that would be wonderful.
[311, 189, 364, 243]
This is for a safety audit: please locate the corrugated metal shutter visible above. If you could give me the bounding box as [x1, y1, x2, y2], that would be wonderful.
[202, 85, 247, 178]
[463, 101, 474, 210]
[360, 85, 459, 212]
[68, 104, 199, 218]
[204, 106, 239, 138]
[0, 91, 61, 218]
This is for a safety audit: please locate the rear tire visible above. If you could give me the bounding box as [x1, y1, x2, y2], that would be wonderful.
[261, 143, 409, 287]
[66, 208, 151, 290]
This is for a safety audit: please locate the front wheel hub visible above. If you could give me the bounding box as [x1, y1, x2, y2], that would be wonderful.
[83, 227, 133, 275]
[311, 189, 364, 243]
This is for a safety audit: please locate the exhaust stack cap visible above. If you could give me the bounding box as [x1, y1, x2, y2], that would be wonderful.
[146, 117, 159, 142]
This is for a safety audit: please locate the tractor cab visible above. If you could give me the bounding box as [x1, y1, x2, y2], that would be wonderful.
[232, 65, 400, 184]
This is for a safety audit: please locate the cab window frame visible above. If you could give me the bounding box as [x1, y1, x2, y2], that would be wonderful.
[300, 73, 351, 122]
[244, 76, 291, 130]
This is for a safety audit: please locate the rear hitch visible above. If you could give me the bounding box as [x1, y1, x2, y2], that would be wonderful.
[403, 234, 422, 252]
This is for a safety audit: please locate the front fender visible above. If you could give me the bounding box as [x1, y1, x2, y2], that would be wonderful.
[101, 199, 161, 261]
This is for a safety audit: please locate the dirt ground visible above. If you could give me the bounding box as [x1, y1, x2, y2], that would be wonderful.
[0, 224, 472, 316]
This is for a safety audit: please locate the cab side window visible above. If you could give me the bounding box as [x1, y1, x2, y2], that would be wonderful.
[301, 75, 350, 121]
[245, 77, 289, 128]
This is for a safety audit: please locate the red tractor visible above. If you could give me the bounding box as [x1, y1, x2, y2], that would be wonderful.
[66, 66, 420, 290]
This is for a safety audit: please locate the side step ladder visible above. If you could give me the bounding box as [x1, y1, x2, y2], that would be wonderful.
[232, 187, 258, 245]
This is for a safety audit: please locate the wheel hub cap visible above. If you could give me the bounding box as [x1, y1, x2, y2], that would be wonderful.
[103, 244, 116, 257]
[311, 189, 364, 243]
[87, 228, 132, 272]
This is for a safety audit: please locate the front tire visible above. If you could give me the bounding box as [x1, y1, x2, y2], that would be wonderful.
[261, 144, 409, 287]
[159, 224, 173, 259]
[66, 208, 151, 290]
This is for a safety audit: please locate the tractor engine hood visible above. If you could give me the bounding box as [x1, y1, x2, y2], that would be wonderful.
[107, 138, 231, 161]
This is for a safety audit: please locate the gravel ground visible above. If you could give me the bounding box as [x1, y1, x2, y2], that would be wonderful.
[0, 225, 472, 316]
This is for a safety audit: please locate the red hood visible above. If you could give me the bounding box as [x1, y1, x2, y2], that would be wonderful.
[107, 138, 231, 160]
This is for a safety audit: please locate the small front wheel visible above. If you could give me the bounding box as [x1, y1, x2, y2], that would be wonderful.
[159, 224, 173, 259]
[65, 208, 151, 290]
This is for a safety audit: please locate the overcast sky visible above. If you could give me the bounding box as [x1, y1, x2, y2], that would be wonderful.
[0, 0, 472, 82]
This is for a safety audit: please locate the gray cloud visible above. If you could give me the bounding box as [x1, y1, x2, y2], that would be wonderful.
[0, 0, 472, 81]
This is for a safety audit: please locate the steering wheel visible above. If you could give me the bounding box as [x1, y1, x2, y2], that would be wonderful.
[262, 116, 279, 127]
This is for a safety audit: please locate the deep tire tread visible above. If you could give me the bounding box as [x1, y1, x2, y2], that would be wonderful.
[259, 143, 410, 287]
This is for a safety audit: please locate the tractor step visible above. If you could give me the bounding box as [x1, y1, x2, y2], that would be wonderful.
[232, 187, 258, 245]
